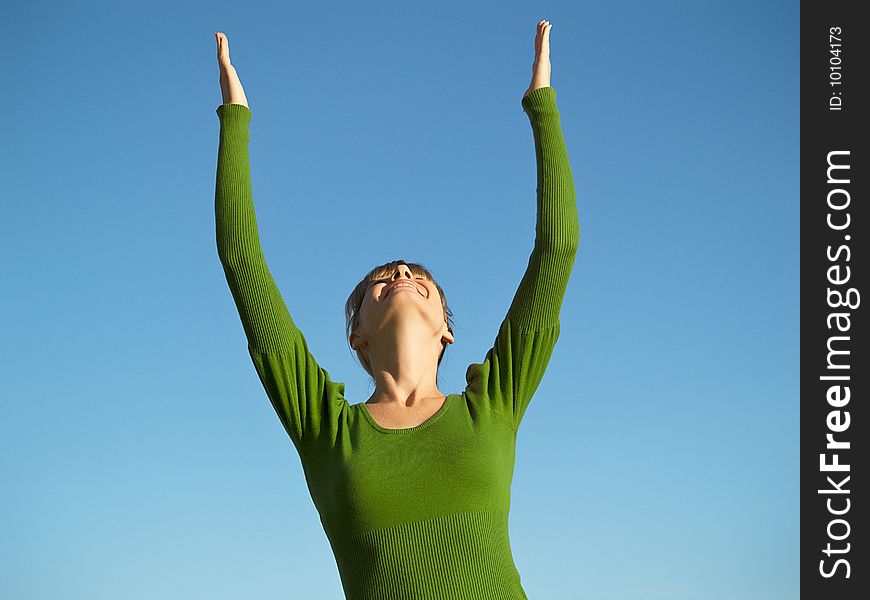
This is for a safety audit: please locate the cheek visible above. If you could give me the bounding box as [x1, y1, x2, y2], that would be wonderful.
[362, 289, 381, 313]
[425, 290, 443, 314]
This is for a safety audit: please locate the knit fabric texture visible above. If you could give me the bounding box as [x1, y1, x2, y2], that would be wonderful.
[214, 86, 579, 599]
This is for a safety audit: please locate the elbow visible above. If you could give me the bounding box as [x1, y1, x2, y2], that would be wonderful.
[566, 216, 581, 254]
[216, 241, 239, 270]
[539, 223, 579, 255]
[537, 237, 579, 258]
[563, 239, 580, 257]
[217, 246, 252, 274]
[216, 234, 266, 272]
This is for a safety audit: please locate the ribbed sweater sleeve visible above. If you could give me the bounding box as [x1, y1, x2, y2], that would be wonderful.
[214, 103, 345, 453]
[463, 86, 579, 430]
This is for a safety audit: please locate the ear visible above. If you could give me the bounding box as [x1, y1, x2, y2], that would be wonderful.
[441, 327, 455, 345]
[350, 332, 367, 351]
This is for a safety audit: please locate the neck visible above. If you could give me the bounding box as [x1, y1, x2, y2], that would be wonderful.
[365, 323, 444, 406]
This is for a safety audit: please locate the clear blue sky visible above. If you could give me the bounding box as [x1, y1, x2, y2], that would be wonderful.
[2, 1, 798, 598]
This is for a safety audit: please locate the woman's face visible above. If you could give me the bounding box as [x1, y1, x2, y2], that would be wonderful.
[351, 263, 454, 352]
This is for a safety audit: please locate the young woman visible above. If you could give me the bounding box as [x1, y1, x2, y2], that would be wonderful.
[214, 20, 579, 599]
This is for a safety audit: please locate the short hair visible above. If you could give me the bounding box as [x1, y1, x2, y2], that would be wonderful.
[345, 259, 454, 382]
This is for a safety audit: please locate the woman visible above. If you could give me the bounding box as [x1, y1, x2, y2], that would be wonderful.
[214, 20, 579, 599]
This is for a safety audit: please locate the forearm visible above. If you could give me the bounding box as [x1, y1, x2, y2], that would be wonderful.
[215, 103, 263, 267]
[522, 87, 579, 253]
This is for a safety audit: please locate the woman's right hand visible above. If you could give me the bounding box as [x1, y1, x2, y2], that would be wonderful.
[523, 20, 552, 99]
[215, 32, 250, 108]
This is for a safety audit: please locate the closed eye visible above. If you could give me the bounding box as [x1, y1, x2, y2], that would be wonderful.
[376, 276, 424, 283]
[368, 275, 426, 290]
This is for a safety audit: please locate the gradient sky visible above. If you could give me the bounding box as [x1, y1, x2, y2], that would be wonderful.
[2, 1, 798, 598]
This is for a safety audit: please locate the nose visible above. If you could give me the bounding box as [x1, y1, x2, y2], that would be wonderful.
[392, 264, 413, 281]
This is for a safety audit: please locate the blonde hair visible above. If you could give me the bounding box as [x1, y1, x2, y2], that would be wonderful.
[345, 260, 454, 380]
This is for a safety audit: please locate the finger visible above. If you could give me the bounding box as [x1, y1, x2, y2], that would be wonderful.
[539, 23, 551, 49]
[537, 20, 548, 49]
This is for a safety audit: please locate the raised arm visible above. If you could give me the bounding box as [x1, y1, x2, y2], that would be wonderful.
[215, 103, 302, 353]
[214, 32, 346, 453]
[508, 85, 579, 329]
[511, 20, 579, 330]
[464, 21, 579, 431]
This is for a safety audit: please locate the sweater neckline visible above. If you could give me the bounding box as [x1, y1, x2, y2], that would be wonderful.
[359, 394, 456, 434]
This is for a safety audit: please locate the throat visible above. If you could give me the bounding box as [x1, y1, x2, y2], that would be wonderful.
[364, 395, 449, 429]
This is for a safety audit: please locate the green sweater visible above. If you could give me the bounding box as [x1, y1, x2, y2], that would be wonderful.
[214, 86, 579, 599]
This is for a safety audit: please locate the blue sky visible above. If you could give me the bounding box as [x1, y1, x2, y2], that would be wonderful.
[2, 1, 798, 598]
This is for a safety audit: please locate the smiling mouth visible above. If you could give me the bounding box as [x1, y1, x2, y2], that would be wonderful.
[388, 282, 421, 296]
